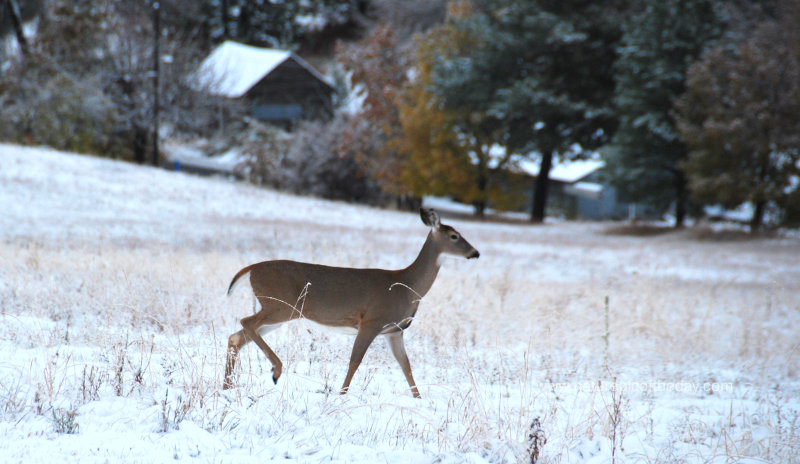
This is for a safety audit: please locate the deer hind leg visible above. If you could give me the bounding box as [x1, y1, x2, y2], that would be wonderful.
[387, 332, 421, 398]
[223, 323, 282, 389]
[225, 295, 294, 389]
[239, 310, 290, 385]
[340, 327, 380, 395]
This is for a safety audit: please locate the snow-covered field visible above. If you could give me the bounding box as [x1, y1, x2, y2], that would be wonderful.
[1, 143, 799, 463]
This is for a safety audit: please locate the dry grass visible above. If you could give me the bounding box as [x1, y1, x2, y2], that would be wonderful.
[1, 146, 799, 462]
[2, 218, 798, 461]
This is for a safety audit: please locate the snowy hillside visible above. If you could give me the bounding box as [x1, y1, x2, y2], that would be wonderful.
[1, 143, 799, 463]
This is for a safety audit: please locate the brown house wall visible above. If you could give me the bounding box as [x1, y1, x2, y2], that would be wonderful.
[244, 59, 333, 119]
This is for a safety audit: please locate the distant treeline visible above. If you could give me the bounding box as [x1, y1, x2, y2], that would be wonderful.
[1, 0, 798, 229]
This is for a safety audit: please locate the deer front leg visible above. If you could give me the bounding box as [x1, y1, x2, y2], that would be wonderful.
[340, 327, 380, 395]
[387, 332, 421, 398]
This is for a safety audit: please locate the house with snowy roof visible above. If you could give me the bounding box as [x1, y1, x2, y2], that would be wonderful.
[478, 144, 643, 220]
[193, 40, 335, 126]
[516, 158, 641, 220]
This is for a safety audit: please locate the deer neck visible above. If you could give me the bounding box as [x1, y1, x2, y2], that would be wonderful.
[400, 231, 441, 298]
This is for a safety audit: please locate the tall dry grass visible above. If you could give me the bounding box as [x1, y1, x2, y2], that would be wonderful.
[2, 219, 798, 461]
[1, 145, 799, 461]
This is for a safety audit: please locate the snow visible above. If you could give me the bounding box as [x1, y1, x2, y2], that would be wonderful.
[474, 143, 605, 184]
[193, 41, 292, 97]
[564, 181, 604, 199]
[295, 14, 327, 31]
[192, 40, 332, 98]
[162, 141, 244, 175]
[517, 158, 605, 183]
[2, 143, 800, 463]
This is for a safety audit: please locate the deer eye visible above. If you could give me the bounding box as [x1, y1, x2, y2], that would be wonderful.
[449, 233, 459, 241]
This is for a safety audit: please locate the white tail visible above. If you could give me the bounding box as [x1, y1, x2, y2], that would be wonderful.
[223, 208, 480, 397]
[226, 269, 250, 296]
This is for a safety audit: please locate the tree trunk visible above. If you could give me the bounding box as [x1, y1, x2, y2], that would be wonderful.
[133, 125, 148, 164]
[750, 201, 765, 232]
[530, 151, 553, 223]
[152, 1, 160, 167]
[473, 201, 486, 217]
[674, 175, 687, 228]
[221, 0, 230, 37]
[674, 202, 686, 228]
[396, 195, 421, 211]
[473, 166, 488, 218]
[674, 172, 689, 229]
[238, 3, 251, 41]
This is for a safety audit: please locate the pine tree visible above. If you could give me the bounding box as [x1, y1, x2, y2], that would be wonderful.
[211, 0, 364, 47]
[675, 0, 800, 230]
[604, 0, 722, 227]
[427, 0, 624, 221]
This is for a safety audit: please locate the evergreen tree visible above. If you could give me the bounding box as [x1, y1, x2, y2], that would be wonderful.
[604, 0, 722, 227]
[675, 0, 800, 230]
[427, 0, 624, 221]
[210, 0, 365, 47]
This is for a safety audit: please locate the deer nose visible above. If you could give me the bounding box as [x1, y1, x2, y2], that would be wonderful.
[468, 250, 480, 259]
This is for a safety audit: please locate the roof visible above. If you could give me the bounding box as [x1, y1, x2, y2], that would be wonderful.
[517, 158, 605, 183]
[192, 40, 333, 98]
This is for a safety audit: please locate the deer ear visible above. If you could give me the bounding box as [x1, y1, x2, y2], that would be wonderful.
[419, 208, 441, 229]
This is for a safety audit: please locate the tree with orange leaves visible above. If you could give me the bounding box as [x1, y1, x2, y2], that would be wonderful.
[336, 25, 417, 206]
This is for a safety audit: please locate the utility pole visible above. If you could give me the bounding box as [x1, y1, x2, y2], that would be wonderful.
[5, 0, 29, 56]
[152, 1, 161, 167]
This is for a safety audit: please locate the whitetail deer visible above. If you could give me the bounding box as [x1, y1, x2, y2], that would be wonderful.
[223, 208, 479, 397]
